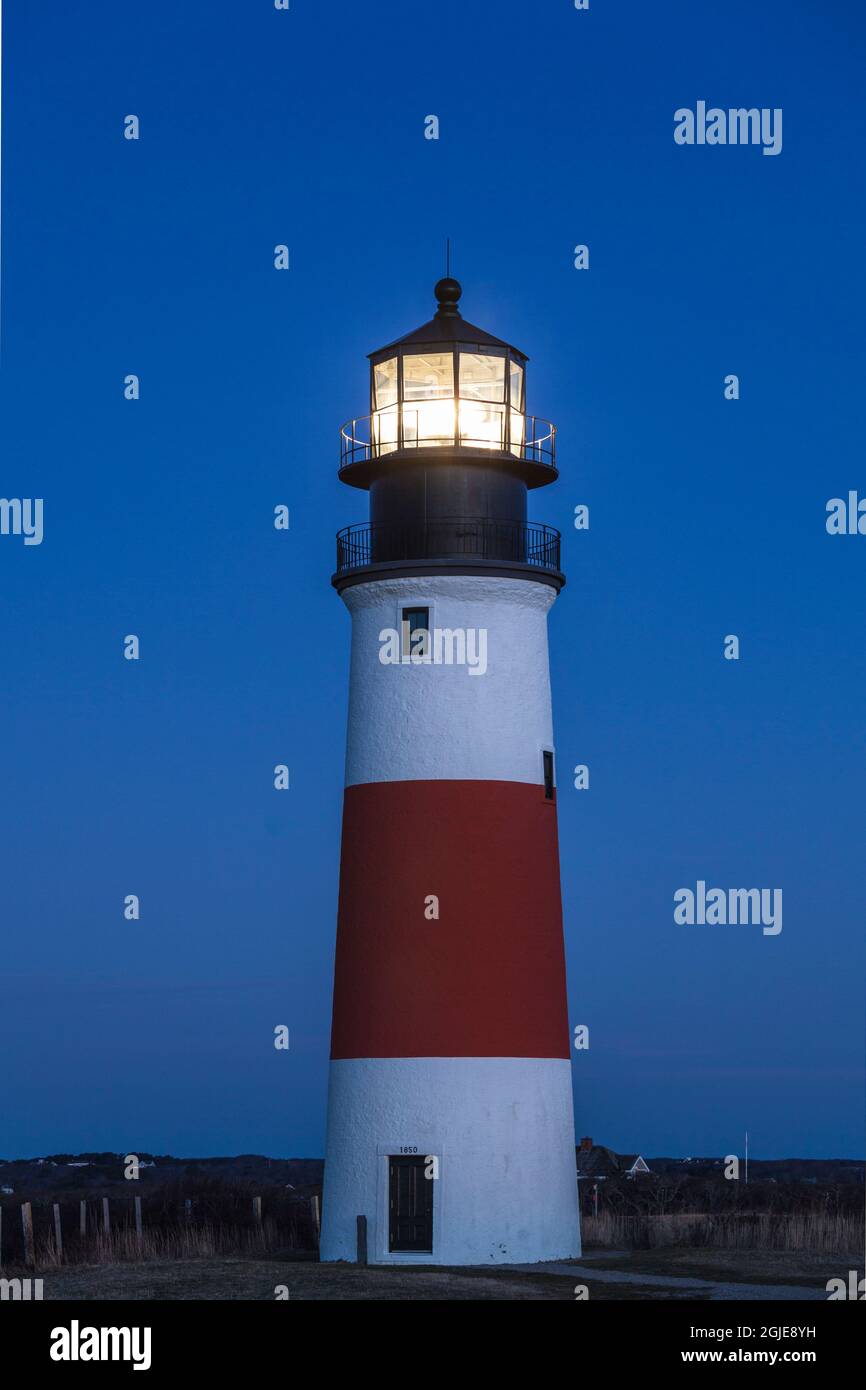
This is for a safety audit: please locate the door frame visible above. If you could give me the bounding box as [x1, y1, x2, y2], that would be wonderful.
[387, 1154, 435, 1255]
[375, 1141, 442, 1263]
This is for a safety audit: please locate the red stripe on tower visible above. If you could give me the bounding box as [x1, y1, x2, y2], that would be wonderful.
[330, 779, 570, 1060]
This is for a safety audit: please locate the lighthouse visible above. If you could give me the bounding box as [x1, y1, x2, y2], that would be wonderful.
[320, 278, 581, 1265]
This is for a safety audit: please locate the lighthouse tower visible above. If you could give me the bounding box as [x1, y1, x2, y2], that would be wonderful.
[320, 278, 581, 1265]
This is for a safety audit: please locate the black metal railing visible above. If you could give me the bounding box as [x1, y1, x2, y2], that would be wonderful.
[339, 411, 556, 470]
[335, 518, 561, 575]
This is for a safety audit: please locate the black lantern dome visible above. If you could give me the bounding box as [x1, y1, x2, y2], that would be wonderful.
[334, 280, 563, 591]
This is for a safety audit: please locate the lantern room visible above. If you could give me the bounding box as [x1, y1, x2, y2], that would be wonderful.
[370, 280, 526, 457]
[339, 278, 556, 487]
[334, 278, 563, 591]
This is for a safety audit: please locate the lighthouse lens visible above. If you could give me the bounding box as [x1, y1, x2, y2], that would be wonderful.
[372, 357, 399, 455]
[459, 351, 507, 449]
[373, 357, 398, 409]
[459, 400, 505, 449]
[365, 349, 527, 456]
[373, 405, 398, 456]
[403, 352, 454, 400]
[459, 351, 505, 402]
[402, 352, 455, 447]
[509, 410, 525, 458]
[509, 359, 524, 412]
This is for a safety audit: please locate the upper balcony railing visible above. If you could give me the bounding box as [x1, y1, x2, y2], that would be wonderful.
[340, 408, 556, 472]
[335, 518, 561, 577]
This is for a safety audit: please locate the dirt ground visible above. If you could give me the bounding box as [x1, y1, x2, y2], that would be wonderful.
[580, 1247, 862, 1289]
[36, 1255, 702, 1301]
[28, 1246, 859, 1301]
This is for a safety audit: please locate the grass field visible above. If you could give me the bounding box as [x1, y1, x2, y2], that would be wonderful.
[34, 1255, 704, 1301]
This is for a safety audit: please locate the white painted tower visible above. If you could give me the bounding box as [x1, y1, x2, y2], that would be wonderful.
[321, 279, 581, 1265]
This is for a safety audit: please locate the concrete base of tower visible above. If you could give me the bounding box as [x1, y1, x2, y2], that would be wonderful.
[320, 1056, 581, 1266]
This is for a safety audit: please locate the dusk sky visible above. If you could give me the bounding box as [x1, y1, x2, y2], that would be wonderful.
[1, 0, 863, 1161]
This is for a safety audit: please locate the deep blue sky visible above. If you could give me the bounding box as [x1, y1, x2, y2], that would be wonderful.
[1, 1, 863, 1161]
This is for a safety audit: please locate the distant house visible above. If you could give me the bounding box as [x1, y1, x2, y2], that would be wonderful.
[575, 1137, 652, 1181]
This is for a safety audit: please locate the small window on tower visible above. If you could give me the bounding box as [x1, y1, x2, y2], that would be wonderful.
[543, 750, 555, 800]
[402, 606, 429, 634]
[402, 607, 430, 660]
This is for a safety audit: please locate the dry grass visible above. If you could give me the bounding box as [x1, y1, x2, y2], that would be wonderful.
[583, 1210, 861, 1254]
[35, 1219, 286, 1270]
